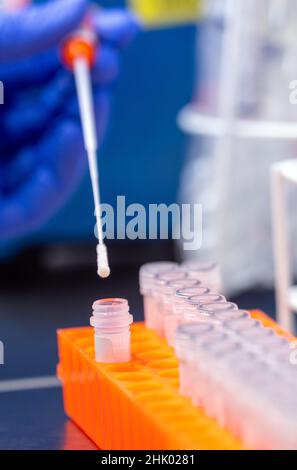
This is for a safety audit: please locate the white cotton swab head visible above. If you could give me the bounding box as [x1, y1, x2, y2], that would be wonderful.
[96, 243, 111, 278]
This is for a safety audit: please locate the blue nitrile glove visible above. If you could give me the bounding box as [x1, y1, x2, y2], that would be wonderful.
[0, 0, 139, 239]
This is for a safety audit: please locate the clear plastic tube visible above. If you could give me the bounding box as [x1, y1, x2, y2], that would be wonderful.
[139, 261, 178, 332]
[182, 294, 228, 322]
[223, 316, 261, 334]
[199, 301, 238, 312]
[162, 278, 201, 306]
[191, 331, 230, 408]
[198, 338, 243, 419]
[175, 303, 297, 449]
[175, 323, 216, 397]
[139, 262, 297, 449]
[162, 278, 201, 343]
[90, 298, 133, 363]
[166, 286, 211, 345]
[139, 261, 178, 296]
[182, 260, 222, 291]
[193, 301, 238, 322]
[218, 350, 258, 432]
[150, 270, 188, 336]
[268, 341, 293, 364]
[212, 309, 250, 323]
[240, 325, 275, 341]
[187, 293, 226, 306]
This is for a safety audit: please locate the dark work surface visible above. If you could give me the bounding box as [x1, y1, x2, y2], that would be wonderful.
[0, 388, 96, 450]
[0, 243, 278, 449]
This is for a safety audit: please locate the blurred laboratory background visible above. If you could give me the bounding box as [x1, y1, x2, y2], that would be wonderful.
[1, 0, 297, 391]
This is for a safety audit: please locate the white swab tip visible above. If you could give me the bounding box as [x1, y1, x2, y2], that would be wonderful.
[96, 244, 110, 279]
[98, 265, 111, 279]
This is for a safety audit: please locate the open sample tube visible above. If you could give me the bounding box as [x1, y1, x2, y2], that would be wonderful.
[90, 298, 133, 363]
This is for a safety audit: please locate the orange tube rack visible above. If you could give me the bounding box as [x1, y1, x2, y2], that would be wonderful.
[57, 311, 293, 450]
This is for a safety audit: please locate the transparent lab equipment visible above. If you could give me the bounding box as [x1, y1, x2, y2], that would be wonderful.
[271, 159, 297, 333]
[193, 300, 238, 322]
[212, 308, 250, 324]
[162, 278, 201, 339]
[139, 262, 178, 331]
[174, 322, 220, 396]
[175, 320, 297, 449]
[181, 261, 222, 291]
[178, 0, 297, 295]
[187, 293, 226, 305]
[151, 270, 189, 336]
[90, 298, 133, 363]
[165, 285, 211, 345]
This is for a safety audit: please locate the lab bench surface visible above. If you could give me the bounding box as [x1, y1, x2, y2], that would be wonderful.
[0, 262, 277, 450]
[0, 387, 96, 450]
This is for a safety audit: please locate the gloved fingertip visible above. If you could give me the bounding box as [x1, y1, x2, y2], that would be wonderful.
[94, 8, 141, 48]
[0, 0, 88, 61]
[92, 45, 120, 85]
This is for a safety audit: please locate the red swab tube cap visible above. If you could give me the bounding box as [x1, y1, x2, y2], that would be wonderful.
[62, 32, 97, 69]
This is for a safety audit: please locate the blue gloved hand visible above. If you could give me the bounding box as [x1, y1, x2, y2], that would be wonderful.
[0, 0, 139, 239]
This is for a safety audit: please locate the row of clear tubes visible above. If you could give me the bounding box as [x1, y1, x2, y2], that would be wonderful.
[139, 261, 297, 450]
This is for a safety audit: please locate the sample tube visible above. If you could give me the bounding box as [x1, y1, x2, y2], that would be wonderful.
[162, 278, 201, 342]
[212, 309, 250, 324]
[191, 330, 229, 407]
[216, 350, 258, 432]
[182, 261, 222, 292]
[151, 270, 188, 336]
[139, 261, 178, 330]
[195, 301, 238, 322]
[175, 322, 215, 397]
[198, 338, 243, 420]
[183, 294, 228, 322]
[240, 325, 275, 342]
[166, 286, 211, 345]
[187, 293, 226, 306]
[256, 334, 292, 363]
[268, 340, 294, 366]
[174, 305, 297, 450]
[223, 316, 261, 335]
[90, 298, 133, 363]
[200, 301, 238, 312]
